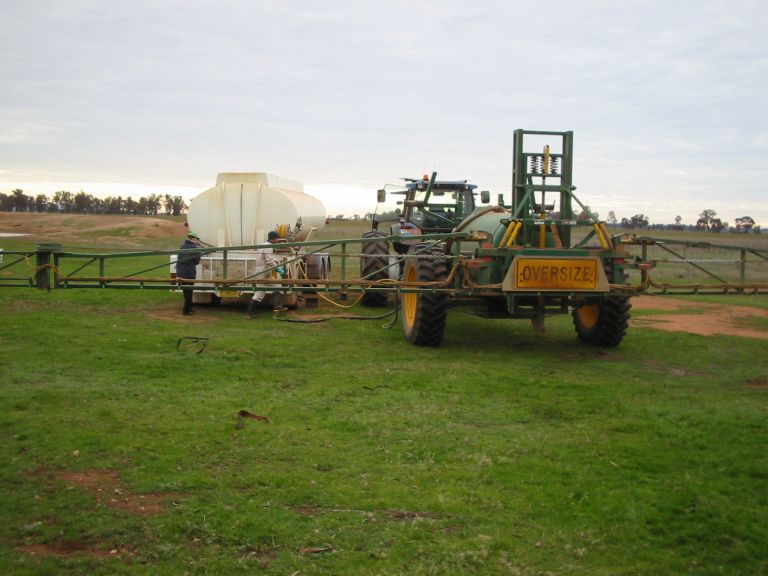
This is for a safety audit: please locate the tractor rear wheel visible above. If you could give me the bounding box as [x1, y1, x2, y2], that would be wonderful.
[402, 244, 449, 346]
[361, 231, 390, 307]
[572, 297, 631, 347]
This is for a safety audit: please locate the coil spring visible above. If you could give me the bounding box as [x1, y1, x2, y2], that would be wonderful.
[550, 156, 559, 175]
[529, 156, 542, 174]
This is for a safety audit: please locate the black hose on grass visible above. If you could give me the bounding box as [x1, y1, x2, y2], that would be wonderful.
[273, 305, 399, 326]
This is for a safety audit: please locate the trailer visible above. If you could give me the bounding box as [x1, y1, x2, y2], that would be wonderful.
[170, 172, 330, 306]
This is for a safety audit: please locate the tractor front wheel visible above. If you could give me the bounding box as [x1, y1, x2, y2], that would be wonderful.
[402, 245, 449, 346]
[572, 297, 631, 347]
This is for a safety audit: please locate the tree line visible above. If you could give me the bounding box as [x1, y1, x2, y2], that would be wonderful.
[361, 204, 760, 233]
[363, 205, 761, 234]
[0, 189, 188, 216]
[603, 209, 760, 234]
[3, 189, 761, 234]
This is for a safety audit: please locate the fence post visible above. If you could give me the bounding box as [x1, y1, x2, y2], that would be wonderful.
[340, 243, 348, 301]
[739, 249, 746, 286]
[35, 243, 62, 290]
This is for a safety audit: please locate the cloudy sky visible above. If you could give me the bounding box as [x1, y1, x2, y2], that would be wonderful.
[1, 0, 766, 225]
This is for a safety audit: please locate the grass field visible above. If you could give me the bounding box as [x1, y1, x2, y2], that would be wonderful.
[1, 216, 767, 575]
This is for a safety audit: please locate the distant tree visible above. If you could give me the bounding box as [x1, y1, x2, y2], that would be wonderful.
[629, 213, 649, 228]
[11, 189, 30, 212]
[35, 194, 48, 212]
[125, 196, 135, 214]
[607, 211, 617, 224]
[710, 218, 725, 233]
[735, 216, 755, 232]
[696, 208, 718, 230]
[165, 195, 187, 216]
[674, 215, 682, 229]
[52, 190, 74, 212]
[577, 205, 598, 222]
[104, 196, 124, 214]
[145, 193, 162, 215]
[73, 190, 95, 213]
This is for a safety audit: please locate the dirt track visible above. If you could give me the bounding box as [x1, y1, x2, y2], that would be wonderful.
[631, 295, 768, 340]
[0, 212, 187, 246]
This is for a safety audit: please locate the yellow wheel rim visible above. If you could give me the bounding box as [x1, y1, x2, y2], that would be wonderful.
[403, 265, 417, 328]
[576, 304, 600, 329]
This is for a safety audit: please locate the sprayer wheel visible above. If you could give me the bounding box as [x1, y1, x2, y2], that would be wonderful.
[572, 296, 632, 347]
[361, 231, 390, 307]
[402, 244, 449, 346]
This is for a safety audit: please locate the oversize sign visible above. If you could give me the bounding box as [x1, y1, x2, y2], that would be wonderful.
[218, 290, 242, 298]
[513, 257, 600, 290]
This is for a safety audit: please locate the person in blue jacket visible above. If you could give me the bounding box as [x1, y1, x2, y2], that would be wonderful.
[176, 231, 202, 315]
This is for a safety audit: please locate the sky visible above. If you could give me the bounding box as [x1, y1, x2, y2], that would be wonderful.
[1, 0, 766, 226]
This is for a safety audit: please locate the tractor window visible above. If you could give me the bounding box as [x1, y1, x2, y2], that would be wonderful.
[414, 191, 462, 229]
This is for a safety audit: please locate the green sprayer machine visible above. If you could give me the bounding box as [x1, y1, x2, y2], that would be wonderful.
[362, 129, 633, 346]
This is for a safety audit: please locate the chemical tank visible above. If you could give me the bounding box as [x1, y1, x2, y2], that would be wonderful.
[187, 173, 326, 246]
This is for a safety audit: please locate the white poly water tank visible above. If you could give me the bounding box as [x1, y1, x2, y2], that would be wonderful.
[187, 173, 326, 246]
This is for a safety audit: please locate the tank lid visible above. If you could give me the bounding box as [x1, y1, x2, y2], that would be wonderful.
[215, 172, 304, 192]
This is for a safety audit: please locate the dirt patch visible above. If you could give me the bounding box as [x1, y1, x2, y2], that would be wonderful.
[18, 469, 184, 561]
[630, 296, 768, 339]
[143, 306, 220, 323]
[631, 296, 705, 312]
[0, 212, 186, 247]
[53, 469, 182, 516]
[746, 377, 768, 390]
[16, 541, 134, 559]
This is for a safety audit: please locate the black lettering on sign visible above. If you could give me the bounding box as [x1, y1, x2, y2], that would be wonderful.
[516, 260, 598, 289]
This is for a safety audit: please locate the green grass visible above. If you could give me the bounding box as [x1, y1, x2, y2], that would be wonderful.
[2, 286, 768, 574]
[1, 218, 767, 574]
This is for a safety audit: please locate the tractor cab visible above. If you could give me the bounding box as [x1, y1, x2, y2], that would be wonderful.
[372, 173, 482, 254]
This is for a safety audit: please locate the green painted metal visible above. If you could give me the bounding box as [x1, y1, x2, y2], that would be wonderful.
[512, 129, 577, 248]
[0, 229, 766, 296]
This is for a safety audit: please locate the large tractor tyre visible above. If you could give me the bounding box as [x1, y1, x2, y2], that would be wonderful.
[402, 245, 450, 346]
[361, 231, 390, 307]
[572, 296, 632, 347]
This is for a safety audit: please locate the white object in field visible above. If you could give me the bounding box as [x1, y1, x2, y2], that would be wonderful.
[187, 173, 326, 247]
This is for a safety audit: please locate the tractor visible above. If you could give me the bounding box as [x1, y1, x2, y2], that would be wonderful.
[363, 129, 633, 346]
[360, 174, 486, 306]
